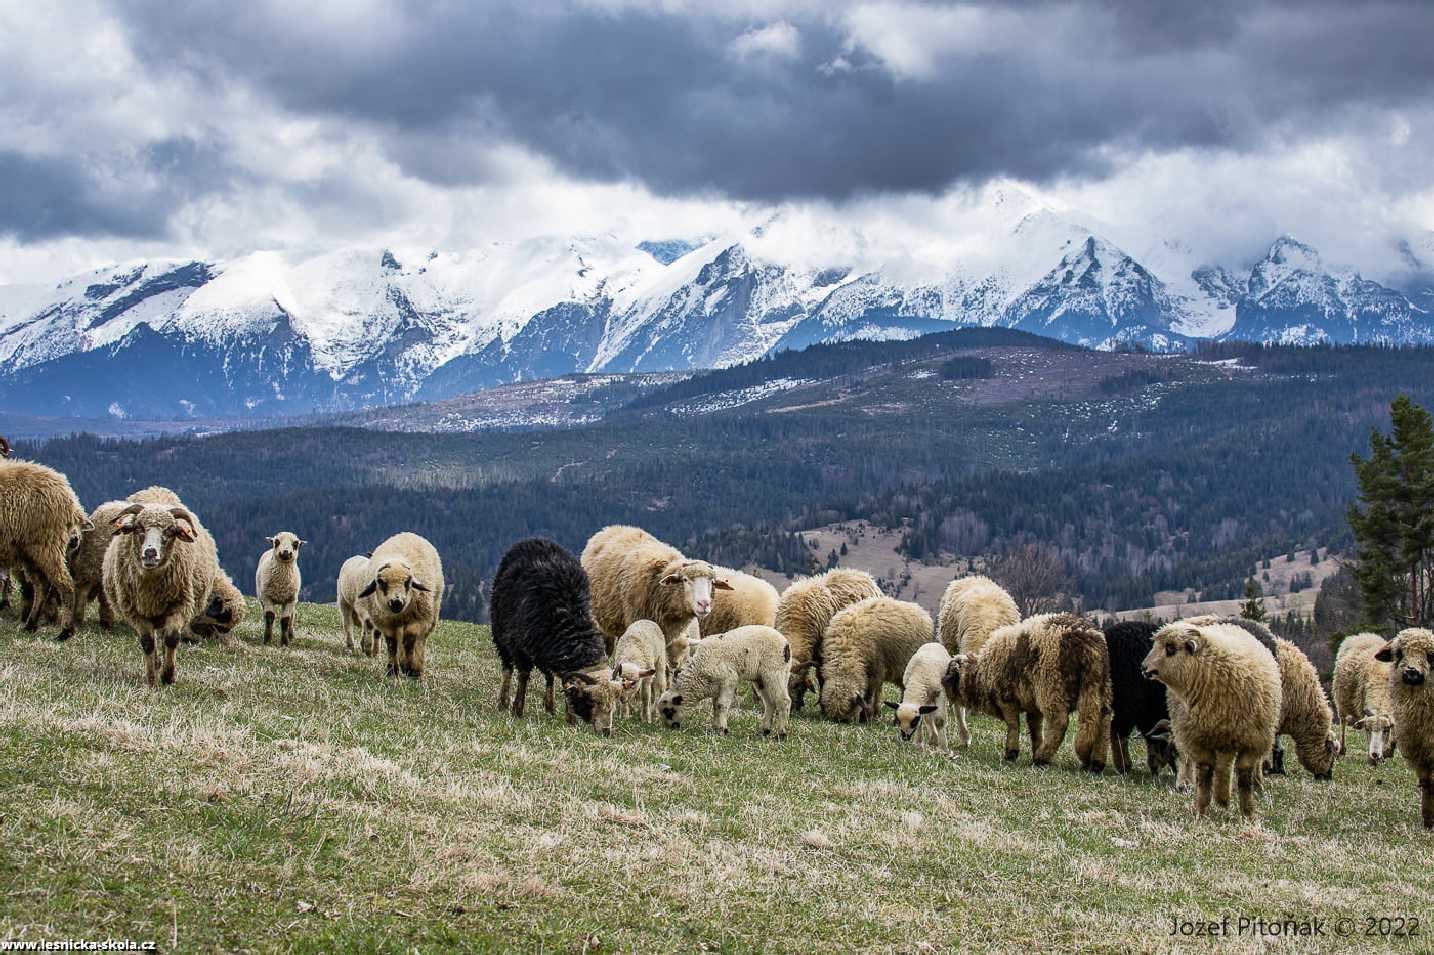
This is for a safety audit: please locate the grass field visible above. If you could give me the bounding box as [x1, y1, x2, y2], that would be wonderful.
[2, 603, 1432, 954]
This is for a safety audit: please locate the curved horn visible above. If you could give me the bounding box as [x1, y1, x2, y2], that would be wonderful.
[167, 507, 195, 524]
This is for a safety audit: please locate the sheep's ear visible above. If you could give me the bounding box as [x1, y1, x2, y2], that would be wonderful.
[918, 704, 938, 715]
[80, 518, 95, 532]
[1374, 641, 1395, 662]
[1147, 719, 1172, 742]
[296, 539, 307, 548]
[883, 700, 899, 710]
[639, 668, 657, 679]
[410, 578, 430, 592]
[358, 579, 378, 598]
[661, 573, 684, 586]
[173, 521, 196, 543]
[713, 578, 735, 591]
[266, 536, 277, 546]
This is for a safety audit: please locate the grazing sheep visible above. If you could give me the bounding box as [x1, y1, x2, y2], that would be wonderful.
[658, 625, 791, 738]
[1268, 637, 1337, 779]
[359, 532, 444, 679]
[581, 525, 731, 665]
[490, 538, 622, 734]
[776, 568, 882, 712]
[699, 567, 779, 636]
[613, 620, 666, 722]
[102, 502, 219, 686]
[189, 571, 246, 641]
[1334, 632, 1399, 763]
[256, 531, 305, 646]
[819, 597, 933, 723]
[936, 575, 1020, 747]
[0, 459, 93, 637]
[885, 641, 951, 748]
[337, 554, 377, 655]
[1375, 629, 1434, 829]
[59, 500, 130, 635]
[1103, 621, 1177, 776]
[1141, 621, 1281, 818]
[943, 613, 1112, 771]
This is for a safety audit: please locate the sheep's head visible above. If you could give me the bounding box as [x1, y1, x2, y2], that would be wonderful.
[267, 531, 305, 564]
[666, 632, 694, 677]
[886, 700, 938, 742]
[562, 671, 623, 736]
[1141, 623, 1202, 689]
[112, 504, 196, 571]
[1378, 628, 1434, 691]
[657, 689, 687, 729]
[1355, 708, 1396, 764]
[788, 660, 817, 711]
[941, 654, 972, 704]
[359, 559, 429, 616]
[820, 681, 866, 723]
[194, 580, 244, 635]
[660, 560, 732, 620]
[0, 435, 10, 458]
[1143, 719, 1179, 776]
[613, 662, 656, 698]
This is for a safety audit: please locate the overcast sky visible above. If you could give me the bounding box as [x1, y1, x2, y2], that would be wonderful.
[2, 0, 1432, 284]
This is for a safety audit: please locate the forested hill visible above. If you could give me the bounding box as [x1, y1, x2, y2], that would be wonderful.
[21, 338, 1434, 622]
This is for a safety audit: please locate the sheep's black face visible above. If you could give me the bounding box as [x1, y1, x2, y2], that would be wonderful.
[202, 594, 234, 626]
[362, 562, 429, 616]
[268, 532, 303, 564]
[563, 677, 621, 736]
[658, 693, 684, 729]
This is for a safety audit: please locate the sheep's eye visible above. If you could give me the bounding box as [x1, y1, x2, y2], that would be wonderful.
[1165, 644, 1177, 657]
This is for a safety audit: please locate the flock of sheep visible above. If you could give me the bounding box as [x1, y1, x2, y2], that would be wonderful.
[2, 445, 1433, 831]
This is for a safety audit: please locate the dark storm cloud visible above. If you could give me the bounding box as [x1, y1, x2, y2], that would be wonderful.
[104, 0, 1434, 202]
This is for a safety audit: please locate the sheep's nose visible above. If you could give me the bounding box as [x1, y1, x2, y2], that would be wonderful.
[388, 598, 404, 612]
[1140, 666, 1154, 679]
[696, 600, 711, 615]
[1404, 669, 1425, 685]
[142, 547, 158, 560]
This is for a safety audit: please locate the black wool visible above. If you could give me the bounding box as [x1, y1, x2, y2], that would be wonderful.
[1103, 621, 1169, 740]
[490, 538, 608, 679]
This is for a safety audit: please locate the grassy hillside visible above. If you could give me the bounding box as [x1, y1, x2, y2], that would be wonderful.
[3, 605, 1432, 953]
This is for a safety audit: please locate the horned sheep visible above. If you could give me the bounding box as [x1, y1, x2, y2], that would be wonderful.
[359, 532, 444, 679]
[658, 625, 791, 738]
[490, 538, 622, 734]
[936, 574, 1020, 747]
[885, 641, 951, 748]
[581, 525, 731, 665]
[1375, 628, 1434, 829]
[775, 568, 882, 712]
[612, 620, 666, 723]
[256, 531, 305, 646]
[0, 458, 93, 637]
[943, 613, 1112, 771]
[102, 501, 219, 686]
[337, 554, 378, 655]
[819, 596, 933, 723]
[1334, 632, 1398, 764]
[1141, 621, 1281, 818]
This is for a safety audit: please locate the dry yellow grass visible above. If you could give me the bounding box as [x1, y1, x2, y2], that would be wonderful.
[1, 602, 1431, 953]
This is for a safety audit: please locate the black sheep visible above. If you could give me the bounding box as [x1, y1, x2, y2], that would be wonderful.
[1103, 621, 1178, 776]
[490, 538, 624, 735]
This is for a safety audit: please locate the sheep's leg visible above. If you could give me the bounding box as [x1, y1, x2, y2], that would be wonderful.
[262, 606, 275, 645]
[139, 631, 158, 687]
[712, 681, 735, 735]
[955, 706, 972, 749]
[341, 607, 355, 653]
[384, 631, 400, 677]
[1421, 771, 1434, 830]
[1034, 710, 1068, 767]
[543, 673, 556, 714]
[1339, 715, 1347, 759]
[932, 709, 948, 750]
[96, 588, 114, 630]
[280, 611, 293, 647]
[404, 632, 426, 679]
[512, 670, 530, 718]
[753, 680, 775, 737]
[160, 631, 180, 686]
[24, 544, 75, 638]
[1001, 709, 1022, 761]
[1212, 752, 1235, 807]
[17, 572, 36, 630]
[1235, 751, 1261, 819]
[498, 666, 512, 711]
[1194, 762, 1215, 816]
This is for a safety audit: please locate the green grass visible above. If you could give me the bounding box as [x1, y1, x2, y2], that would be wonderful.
[2, 603, 1432, 953]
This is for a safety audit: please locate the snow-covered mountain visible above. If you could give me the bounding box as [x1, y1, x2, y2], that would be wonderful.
[1, 195, 1430, 419]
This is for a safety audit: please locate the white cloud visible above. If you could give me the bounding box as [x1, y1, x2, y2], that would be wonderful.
[729, 21, 802, 60]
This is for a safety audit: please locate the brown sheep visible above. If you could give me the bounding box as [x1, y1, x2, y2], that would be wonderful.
[0, 458, 92, 637]
[775, 568, 882, 711]
[943, 613, 1112, 771]
[1376, 629, 1434, 829]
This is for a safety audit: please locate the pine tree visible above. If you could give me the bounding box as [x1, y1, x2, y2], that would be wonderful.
[1240, 577, 1267, 623]
[1349, 395, 1434, 629]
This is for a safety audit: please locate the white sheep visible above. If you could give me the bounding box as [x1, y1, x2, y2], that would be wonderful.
[256, 531, 305, 646]
[775, 568, 882, 712]
[612, 619, 666, 722]
[358, 532, 444, 678]
[337, 554, 377, 656]
[819, 596, 933, 723]
[657, 625, 791, 738]
[885, 641, 951, 748]
[1334, 632, 1398, 763]
[0, 458, 93, 637]
[935, 574, 1019, 747]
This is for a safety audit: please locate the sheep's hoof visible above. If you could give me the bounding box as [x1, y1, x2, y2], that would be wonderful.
[160, 669, 175, 686]
[1085, 762, 1105, 774]
[775, 732, 786, 742]
[1002, 749, 1019, 762]
[386, 665, 399, 677]
[21, 621, 38, 634]
[55, 627, 74, 642]
[1033, 758, 1051, 768]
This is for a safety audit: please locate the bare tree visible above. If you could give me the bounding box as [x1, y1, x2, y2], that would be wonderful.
[991, 543, 1075, 617]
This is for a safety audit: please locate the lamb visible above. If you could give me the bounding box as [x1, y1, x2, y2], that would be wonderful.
[0, 458, 93, 637]
[337, 554, 378, 655]
[255, 531, 305, 646]
[581, 525, 732, 665]
[884, 641, 951, 748]
[775, 568, 882, 712]
[1334, 632, 1399, 763]
[657, 625, 791, 738]
[612, 620, 666, 723]
[1141, 621, 1281, 818]
[943, 613, 1112, 771]
[698, 567, 778, 636]
[936, 575, 1020, 746]
[102, 501, 219, 686]
[189, 571, 246, 641]
[59, 500, 131, 635]
[1103, 621, 1177, 776]
[1375, 628, 1434, 829]
[490, 537, 624, 735]
[358, 532, 443, 679]
[819, 596, 933, 723]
